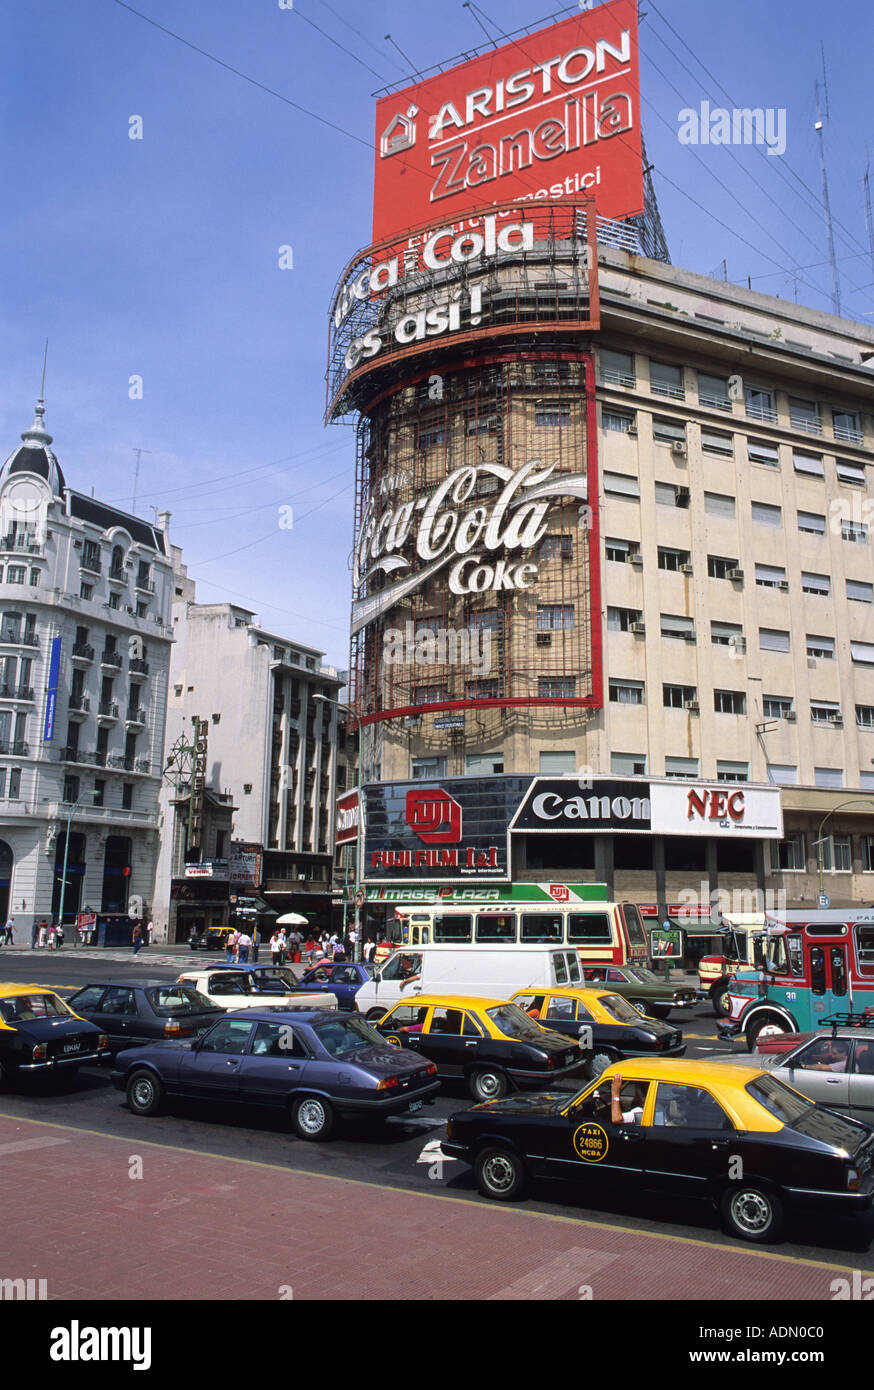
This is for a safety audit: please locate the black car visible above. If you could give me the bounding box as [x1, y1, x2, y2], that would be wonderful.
[0, 987, 108, 1085]
[66, 981, 225, 1056]
[187, 925, 232, 952]
[112, 1008, 440, 1140]
[511, 988, 685, 1077]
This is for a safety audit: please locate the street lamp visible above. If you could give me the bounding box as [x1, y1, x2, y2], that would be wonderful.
[815, 798, 874, 895]
[57, 788, 100, 931]
[312, 693, 363, 961]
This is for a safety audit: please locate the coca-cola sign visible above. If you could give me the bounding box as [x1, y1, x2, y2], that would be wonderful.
[352, 457, 588, 635]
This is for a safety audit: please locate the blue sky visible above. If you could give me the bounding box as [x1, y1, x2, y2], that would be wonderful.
[2, 0, 872, 671]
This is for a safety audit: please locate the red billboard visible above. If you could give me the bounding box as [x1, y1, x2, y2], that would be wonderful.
[372, 0, 642, 244]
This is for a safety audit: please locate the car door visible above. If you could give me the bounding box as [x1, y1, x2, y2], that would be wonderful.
[643, 1081, 737, 1198]
[419, 1006, 470, 1077]
[94, 986, 138, 1050]
[778, 1035, 853, 1111]
[543, 995, 583, 1043]
[328, 966, 357, 1009]
[848, 1039, 874, 1123]
[205, 972, 252, 1009]
[177, 1018, 255, 1100]
[531, 1080, 650, 1191]
[237, 1021, 310, 1106]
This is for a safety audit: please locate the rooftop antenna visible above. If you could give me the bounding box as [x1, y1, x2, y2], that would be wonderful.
[814, 43, 841, 317]
[384, 33, 422, 78]
[39, 339, 48, 404]
[131, 447, 152, 514]
[864, 150, 874, 284]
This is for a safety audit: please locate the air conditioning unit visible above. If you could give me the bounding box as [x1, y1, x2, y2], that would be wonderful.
[808, 657, 817, 669]
[684, 699, 700, 712]
[626, 423, 638, 437]
[628, 553, 644, 567]
[728, 568, 744, 581]
[829, 714, 844, 726]
[729, 636, 747, 653]
[630, 621, 646, 635]
[777, 581, 789, 592]
[683, 631, 697, 643]
[536, 632, 552, 646]
[124, 560, 133, 569]
[126, 606, 136, 615]
[680, 563, 694, 575]
[783, 710, 797, 722]
[671, 440, 687, 457]
[73, 540, 82, 550]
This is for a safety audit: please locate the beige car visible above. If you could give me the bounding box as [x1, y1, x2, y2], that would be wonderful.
[176, 966, 338, 1011]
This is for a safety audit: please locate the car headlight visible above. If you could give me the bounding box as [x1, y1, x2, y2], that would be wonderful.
[847, 1167, 862, 1191]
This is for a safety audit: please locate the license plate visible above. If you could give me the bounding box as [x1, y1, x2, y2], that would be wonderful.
[564, 1053, 574, 1066]
[408, 1099, 423, 1113]
[63, 1041, 81, 1054]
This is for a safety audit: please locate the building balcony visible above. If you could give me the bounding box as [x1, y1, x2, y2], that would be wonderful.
[0, 740, 29, 756]
[125, 706, 146, 729]
[746, 404, 778, 424]
[699, 392, 731, 412]
[2, 536, 43, 557]
[0, 683, 34, 701]
[651, 382, 685, 401]
[97, 700, 119, 724]
[108, 565, 127, 584]
[100, 650, 123, 670]
[129, 659, 150, 676]
[834, 425, 864, 446]
[71, 644, 95, 664]
[67, 694, 90, 720]
[79, 555, 102, 575]
[134, 577, 155, 595]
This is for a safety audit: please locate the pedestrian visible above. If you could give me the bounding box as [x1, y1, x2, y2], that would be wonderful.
[227, 929, 239, 964]
[304, 935, 317, 967]
[237, 929, 251, 965]
[277, 928, 288, 966]
[37, 918, 48, 948]
[132, 921, 143, 956]
[270, 930, 281, 965]
[2, 915, 12, 946]
[146, 919, 153, 947]
[55, 921, 64, 950]
[47, 922, 56, 949]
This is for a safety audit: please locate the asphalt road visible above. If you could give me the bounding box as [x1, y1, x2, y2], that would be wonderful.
[2, 948, 872, 1269]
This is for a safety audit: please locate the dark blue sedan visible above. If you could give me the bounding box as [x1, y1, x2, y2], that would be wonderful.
[112, 1008, 439, 1140]
[298, 962, 375, 1010]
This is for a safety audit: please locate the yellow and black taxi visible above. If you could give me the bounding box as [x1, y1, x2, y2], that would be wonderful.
[442, 1058, 874, 1242]
[0, 985, 109, 1085]
[374, 993, 589, 1102]
[509, 986, 686, 1077]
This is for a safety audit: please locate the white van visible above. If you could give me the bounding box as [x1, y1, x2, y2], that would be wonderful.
[355, 944, 582, 1021]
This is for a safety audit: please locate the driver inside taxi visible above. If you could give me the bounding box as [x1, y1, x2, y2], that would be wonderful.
[610, 1072, 647, 1125]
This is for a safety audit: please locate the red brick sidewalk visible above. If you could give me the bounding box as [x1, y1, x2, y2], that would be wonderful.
[0, 1114, 856, 1300]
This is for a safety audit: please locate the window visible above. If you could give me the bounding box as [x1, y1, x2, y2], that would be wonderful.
[79, 583, 93, 601]
[653, 1083, 732, 1130]
[417, 421, 445, 449]
[751, 500, 781, 526]
[609, 680, 645, 705]
[539, 751, 576, 774]
[535, 400, 570, 427]
[653, 417, 686, 444]
[819, 833, 851, 870]
[698, 372, 730, 410]
[433, 916, 473, 944]
[797, 510, 826, 535]
[660, 614, 695, 640]
[702, 428, 733, 456]
[605, 537, 635, 562]
[412, 684, 449, 704]
[63, 775, 80, 803]
[81, 540, 101, 572]
[842, 520, 868, 544]
[520, 914, 564, 943]
[748, 439, 779, 467]
[771, 832, 805, 871]
[607, 607, 642, 632]
[538, 534, 573, 562]
[537, 604, 574, 631]
[654, 481, 690, 508]
[603, 409, 635, 433]
[759, 628, 790, 653]
[715, 689, 746, 714]
[833, 409, 862, 444]
[466, 678, 500, 699]
[863, 839, 874, 872]
[847, 579, 873, 603]
[411, 757, 447, 779]
[755, 563, 786, 588]
[464, 408, 499, 435]
[711, 620, 743, 647]
[464, 754, 504, 776]
[611, 752, 647, 775]
[663, 684, 697, 708]
[122, 784, 133, 809]
[198, 1019, 253, 1055]
[600, 349, 635, 386]
[475, 914, 517, 943]
[814, 767, 844, 790]
[806, 634, 835, 660]
[717, 761, 748, 781]
[665, 756, 699, 778]
[851, 642, 874, 666]
[603, 471, 640, 499]
[811, 700, 841, 726]
[746, 386, 776, 422]
[29, 568, 40, 586]
[650, 361, 684, 399]
[707, 555, 738, 580]
[704, 492, 735, 519]
[801, 571, 829, 596]
[108, 592, 120, 610]
[93, 780, 105, 807]
[836, 461, 866, 487]
[136, 602, 148, 618]
[857, 704, 874, 729]
[767, 764, 797, 786]
[567, 913, 612, 944]
[789, 396, 821, 434]
[657, 547, 690, 572]
[763, 696, 792, 719]
[538, 677, 576, 698]
[8, 769, 20, 799]
[793, 451, 824, 478]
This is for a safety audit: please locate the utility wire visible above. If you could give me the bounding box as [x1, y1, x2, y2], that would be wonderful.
[189, 480, 353, 568]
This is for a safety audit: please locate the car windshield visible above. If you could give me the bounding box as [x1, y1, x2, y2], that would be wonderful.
[252, 969, 297, 990]
[622, 965, 658, 984]
[746, 1075, 812, 1125]
[211, 973, 254, 994]
[147, 987, 220, 1014]
[600, 993, 650, 1024]
[486, 1003, 550, 1040]
[0, 992, 73, 1023]
[312, 1016, 385, 1058]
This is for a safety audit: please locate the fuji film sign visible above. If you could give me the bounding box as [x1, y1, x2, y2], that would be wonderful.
[372, 0, 642, 244]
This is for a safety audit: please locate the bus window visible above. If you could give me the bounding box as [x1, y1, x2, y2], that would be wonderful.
[786, 934, 804, 977]
[810, 945, 826, 996]
[568, 912, 612, 943]
[830, 947, 848, 998]
[475, 914, 517, 943]
[433, 914, 472, 943]
[620, 904, 648, 950]
[521, 914, 563, 943]
[855, 924, 874, 976]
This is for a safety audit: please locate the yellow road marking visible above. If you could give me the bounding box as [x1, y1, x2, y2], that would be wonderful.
[0, 1108, 862, 1276]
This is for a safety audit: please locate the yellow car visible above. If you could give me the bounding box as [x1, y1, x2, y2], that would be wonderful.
[373, 992, 588, 1101]
[443, 1057, 874, 1242]
[0, 984, 109, 1086]
[510, 986, 685, 1077]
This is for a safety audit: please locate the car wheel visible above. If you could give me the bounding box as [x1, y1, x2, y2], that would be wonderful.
[475, 1146, 527, 1201]
[720, 1183, 784, 1243]
[469, 1067, 508, 1102]
[746, 1014, 791, 1052]
[366, 1008, 386, 1024]
[291, 1095, 335, 1141]
[127, 1069, 164, 1116]
[711, 984, 732, 1018]
[588, 1050, 616, 1080]
[629, 999, 648, 1016]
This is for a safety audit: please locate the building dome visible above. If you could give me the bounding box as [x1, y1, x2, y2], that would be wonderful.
[1, 400, 66, 496]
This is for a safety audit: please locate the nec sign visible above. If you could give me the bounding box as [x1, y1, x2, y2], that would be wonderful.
[406, 788, 463, 844]
[686, 788, 745, 822]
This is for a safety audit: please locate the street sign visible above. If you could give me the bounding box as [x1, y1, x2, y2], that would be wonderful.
[819, 893, 830, 909]
[353, 888, 366, 908]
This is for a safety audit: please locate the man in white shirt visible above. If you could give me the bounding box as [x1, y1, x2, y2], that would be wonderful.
[610, 1073, 647, 1126]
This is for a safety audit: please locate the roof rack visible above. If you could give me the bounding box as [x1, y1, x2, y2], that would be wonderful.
[817, 1009, 874, 1035]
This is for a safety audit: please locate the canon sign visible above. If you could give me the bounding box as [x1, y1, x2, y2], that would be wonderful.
[372, 0, 642, 243]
